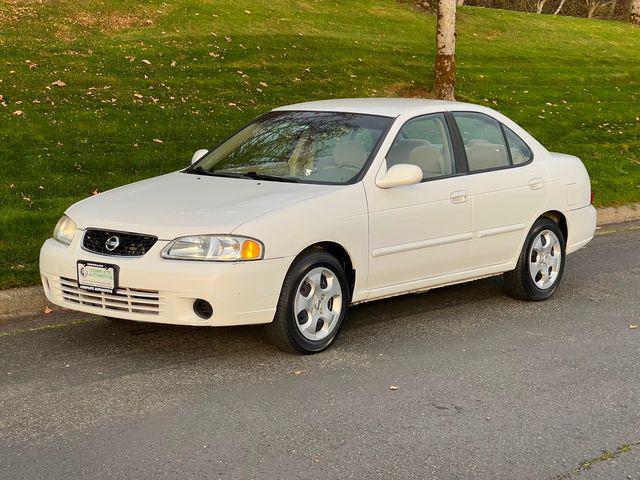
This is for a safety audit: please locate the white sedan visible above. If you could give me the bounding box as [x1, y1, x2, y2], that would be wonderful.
[40, 99, 596, 353]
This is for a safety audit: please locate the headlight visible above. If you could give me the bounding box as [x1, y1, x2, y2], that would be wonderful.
[161, 235, 264, 261]
[53, 215, 77, 245]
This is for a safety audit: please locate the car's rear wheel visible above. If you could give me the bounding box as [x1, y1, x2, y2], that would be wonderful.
[503, 217, 566, 301]
[265, 250, 349, 354]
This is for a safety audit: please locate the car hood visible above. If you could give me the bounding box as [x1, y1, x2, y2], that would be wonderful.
[66, 172, 340, 239]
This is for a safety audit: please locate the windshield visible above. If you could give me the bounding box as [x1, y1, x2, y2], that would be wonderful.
[188, 111, 392, 184]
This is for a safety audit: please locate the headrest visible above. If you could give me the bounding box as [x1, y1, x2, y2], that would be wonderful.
[333, 140, 368, 169]
[409, 145, 445, 175]
[386, 139, 431, 166]
[467, 143, 508, 170]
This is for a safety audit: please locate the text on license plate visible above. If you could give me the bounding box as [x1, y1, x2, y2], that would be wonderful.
[77, 261, 118, 293]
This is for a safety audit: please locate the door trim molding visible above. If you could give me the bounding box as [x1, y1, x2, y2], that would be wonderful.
[476, 223, 527, 239]
[371, 232, 473, 258]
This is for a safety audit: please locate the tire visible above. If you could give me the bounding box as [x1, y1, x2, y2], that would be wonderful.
[265, 249, 350, 354]
[503, 217, 566, 301]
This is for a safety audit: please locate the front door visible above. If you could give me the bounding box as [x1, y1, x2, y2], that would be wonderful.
[365, 113, 472, 297]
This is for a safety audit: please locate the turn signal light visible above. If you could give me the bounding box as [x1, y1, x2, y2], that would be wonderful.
[241, 239, 263, 260]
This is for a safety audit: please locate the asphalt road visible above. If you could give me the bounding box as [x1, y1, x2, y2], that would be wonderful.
[1, 224, 639, 480]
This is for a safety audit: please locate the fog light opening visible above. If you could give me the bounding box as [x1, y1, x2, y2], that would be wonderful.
[193, 299, 213, 319]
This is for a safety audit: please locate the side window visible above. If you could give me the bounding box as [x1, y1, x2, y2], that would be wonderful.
[386, 113, 455, 179]
[503, 126, 532, 165]
[454, 112, 509, 172]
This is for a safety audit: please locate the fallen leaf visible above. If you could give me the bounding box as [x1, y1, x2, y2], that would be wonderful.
[630, 324, 638, 329]
[44, 306, 53, 314]
[133, 93, 143, 99]
[389, 385, 398, 391]
[153, 138, 164, 143]
[141, 59, 152, 65]
[13, 110, 23, 116]
[92, 189, 100, 195]
[291, 370, 305, 375]
[50, 80, 66, 87]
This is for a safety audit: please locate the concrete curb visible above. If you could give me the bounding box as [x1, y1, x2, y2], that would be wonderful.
[1, 204, 639, 320]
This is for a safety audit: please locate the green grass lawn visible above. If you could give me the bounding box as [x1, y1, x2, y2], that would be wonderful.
[1, 0, 639, 289]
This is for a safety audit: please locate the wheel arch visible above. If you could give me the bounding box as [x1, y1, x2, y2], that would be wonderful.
[539, 210, 568, 242]
[295, 241, 356, 301]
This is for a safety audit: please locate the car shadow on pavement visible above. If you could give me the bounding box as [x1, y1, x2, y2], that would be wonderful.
[53, 275, 507, 368]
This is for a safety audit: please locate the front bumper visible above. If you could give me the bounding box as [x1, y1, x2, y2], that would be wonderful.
[39, 237, 293, 326]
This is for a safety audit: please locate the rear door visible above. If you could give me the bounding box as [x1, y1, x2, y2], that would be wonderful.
[451, 111, 547, 269]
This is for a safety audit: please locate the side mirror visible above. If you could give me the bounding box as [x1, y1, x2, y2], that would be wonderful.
[191, 149, 209, 164]
[376, 163, 423, 189]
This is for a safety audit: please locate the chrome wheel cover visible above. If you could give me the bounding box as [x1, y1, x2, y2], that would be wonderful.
[293, 266, 343, 341]
[529, 229, 562, 290]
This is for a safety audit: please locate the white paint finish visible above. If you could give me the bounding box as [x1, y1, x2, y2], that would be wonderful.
[365, 174, 472, 292]
[466, 161, 548, 269]
[39, 99, 597, 328]
[567, 183, 579, 206]
[565, 205, 597, 254]
[372, 232, 473, 258]
[66, 172, 339, 240]
[476, 223, 527, 239]
[40, 238, 292, 326]
[376, 163, 423, 188]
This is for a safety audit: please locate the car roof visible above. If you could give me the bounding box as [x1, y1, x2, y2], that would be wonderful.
[272, 98, 481, 117]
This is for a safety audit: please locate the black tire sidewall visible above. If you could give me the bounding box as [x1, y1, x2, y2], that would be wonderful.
[521, 218, 566, 300]
[281, 251, 349, 353]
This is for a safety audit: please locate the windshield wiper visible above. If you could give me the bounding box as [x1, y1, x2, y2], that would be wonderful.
[238, 171, 301, 183]
[186, 167, 299, 183]
[186, 167, 245, 179]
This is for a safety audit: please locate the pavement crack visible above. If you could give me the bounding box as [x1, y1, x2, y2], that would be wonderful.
[550, 440, 639, 479]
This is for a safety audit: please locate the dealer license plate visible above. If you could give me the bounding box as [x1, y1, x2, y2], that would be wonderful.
[77, 261, 118, 293]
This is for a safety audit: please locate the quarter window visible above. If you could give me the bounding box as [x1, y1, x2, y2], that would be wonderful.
[386, 113, 455, 179]
[453, 112, 510, 172]
[503, 126, 533, 165]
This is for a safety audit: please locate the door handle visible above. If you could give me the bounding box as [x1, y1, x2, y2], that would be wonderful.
[529, 177, 545, 190]
[450, 190, 468, 204]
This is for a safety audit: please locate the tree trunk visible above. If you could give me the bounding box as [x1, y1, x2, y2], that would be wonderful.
[457, 0, 465, 6]
[587, 3, 597, 17]
[554, 0, 566, 14]
[632, 0, 640, 25]
[433, 0, 456, 101]
[536, 0, 547, 13]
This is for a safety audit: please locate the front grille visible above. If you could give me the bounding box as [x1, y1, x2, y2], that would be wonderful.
[57, 276, 161, 316]
[83, 229, 157, 257]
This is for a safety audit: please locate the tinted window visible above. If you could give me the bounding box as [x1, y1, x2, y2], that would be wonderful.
[454, 112, 509, 172]
[503, 126, 532, 165]
[190, 111, 392, 185]
[386, 113, 455, 179]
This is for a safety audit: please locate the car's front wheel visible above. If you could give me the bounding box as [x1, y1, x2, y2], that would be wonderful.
[503, 217, 566, 301]
[265, 249, 349, 354]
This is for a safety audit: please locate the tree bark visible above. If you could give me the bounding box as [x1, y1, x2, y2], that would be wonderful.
[457, 0, 465, 6]
[632, 0, 640, 26]
[433, 0, 456, 101]
[554, 0, 566, 14]
[536, 0, 547, 13]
